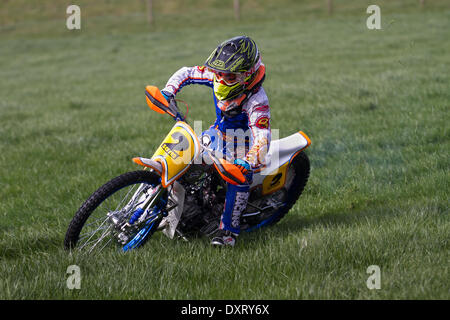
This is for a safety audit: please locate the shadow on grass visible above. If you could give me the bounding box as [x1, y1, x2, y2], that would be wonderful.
[240, 205, 398, 246]
[0, 234, 62, 260]
[0, 206, 404, 258]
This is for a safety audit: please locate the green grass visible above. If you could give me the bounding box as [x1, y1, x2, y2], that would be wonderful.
[0, 1, 449, 299]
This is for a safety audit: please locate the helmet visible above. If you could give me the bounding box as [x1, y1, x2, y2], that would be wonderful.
[205, 36, 263, 103]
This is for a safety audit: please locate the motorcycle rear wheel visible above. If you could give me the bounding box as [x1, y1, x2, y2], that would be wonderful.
[244, 151, 310, 231]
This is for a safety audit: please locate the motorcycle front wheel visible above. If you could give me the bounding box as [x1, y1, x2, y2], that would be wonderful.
[64, 170, 163, 253]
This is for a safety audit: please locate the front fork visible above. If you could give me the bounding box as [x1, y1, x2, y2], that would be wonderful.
[121, 187, 169, 252]
[106, 181, 169, 251]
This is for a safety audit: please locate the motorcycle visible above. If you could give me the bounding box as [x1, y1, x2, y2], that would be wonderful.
[64, 86, 311, 253]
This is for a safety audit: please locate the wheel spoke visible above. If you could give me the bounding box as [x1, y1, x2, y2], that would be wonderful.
[64, 171, 163, 253]
[87, 229, 112, 254]
[78, 220, 111, 251]
[78, 224, 110, 241]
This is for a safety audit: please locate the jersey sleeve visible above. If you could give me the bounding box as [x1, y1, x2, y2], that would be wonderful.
[162, 66, 214, 96]
[244, 91, 271, 168]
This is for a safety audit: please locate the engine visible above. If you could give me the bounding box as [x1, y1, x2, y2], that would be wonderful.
[176, 166, 225, 237]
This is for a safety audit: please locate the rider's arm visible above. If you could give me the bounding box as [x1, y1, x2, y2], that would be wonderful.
[244, 89, 271, 168]
[162, 66, 214, 97]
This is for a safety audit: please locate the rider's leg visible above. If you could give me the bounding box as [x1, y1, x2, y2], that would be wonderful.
[202, 126, 252, 246]
[222, 183, 250, 232]
[211, 182, 250, 246]
[212, 160, 252, 246]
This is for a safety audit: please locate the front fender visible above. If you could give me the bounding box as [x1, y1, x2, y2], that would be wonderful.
[132, 157, 163, 175]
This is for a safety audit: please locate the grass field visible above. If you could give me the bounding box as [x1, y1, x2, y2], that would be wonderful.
[0, 0, 449, 300]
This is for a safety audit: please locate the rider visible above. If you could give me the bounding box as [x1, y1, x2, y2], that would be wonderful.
[160, 36, 271, 247]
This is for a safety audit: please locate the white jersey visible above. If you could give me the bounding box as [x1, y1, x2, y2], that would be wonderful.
[162, 66, 271, 168]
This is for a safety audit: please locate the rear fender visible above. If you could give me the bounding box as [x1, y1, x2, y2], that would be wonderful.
[252, 131, 311, 194]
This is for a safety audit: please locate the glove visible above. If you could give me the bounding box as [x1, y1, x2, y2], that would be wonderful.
[234, 158, 251, 175]
[161, 90, 182, 119]
[233, 159, 253, 184]
[161, 90, 173, 103]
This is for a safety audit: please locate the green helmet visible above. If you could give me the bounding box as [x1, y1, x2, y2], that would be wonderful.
[205, 36, 259, 73]
[205, 36, 262, 101]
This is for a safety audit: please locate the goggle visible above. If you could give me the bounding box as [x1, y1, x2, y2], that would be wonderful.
[208, 68, 245, 86]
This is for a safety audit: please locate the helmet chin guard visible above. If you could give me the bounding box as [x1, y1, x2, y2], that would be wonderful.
[216, 65, 266, 115]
